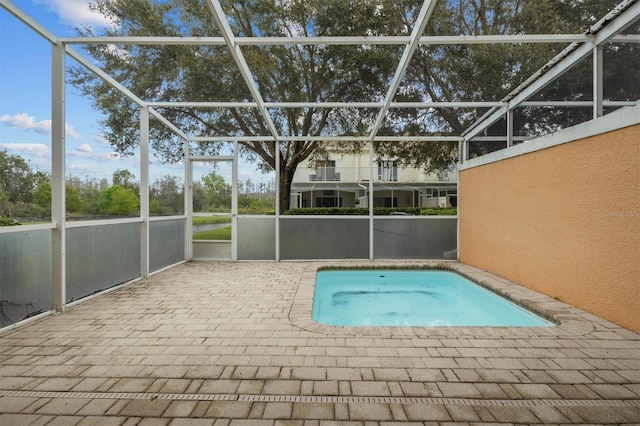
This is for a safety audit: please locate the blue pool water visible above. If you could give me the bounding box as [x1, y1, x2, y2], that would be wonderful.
[313, 270, 553, 327]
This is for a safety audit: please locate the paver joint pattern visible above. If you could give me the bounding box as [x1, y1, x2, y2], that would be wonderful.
[0, 261, 638, 424]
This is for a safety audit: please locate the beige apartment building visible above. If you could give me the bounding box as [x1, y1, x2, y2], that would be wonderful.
[290, 145, 457, 209]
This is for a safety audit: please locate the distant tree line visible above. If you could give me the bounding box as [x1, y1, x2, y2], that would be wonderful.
[0, 150, 275, 224]
[192, 172, 276, 214]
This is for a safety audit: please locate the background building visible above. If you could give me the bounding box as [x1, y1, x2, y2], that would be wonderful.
[290, 144, 457, 209]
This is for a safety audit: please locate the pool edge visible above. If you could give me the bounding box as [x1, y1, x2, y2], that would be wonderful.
[290, 261, 596, 337]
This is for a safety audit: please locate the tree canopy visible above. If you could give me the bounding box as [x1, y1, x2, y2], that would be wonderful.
[70, 0, 640, 211]
[0, 149, 41, 204]
[376, 0, 640, 165]
[72, 0, 410, 211]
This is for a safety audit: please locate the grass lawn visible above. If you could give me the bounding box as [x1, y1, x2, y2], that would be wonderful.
[192, 216, 231, 225]
[193, 226, 231, 240]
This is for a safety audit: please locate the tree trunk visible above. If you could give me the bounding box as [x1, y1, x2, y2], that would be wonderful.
[278, 165, 295, 214]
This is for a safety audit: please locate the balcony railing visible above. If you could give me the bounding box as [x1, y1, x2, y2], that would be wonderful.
[297, 166, 456, 184]
[309, 167, 341, 181]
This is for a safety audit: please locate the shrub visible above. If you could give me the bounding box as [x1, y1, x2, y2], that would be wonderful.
[0, 216, 21, 226]
[284, 207, 457, 216]
[10, 202, 48, 220]
[100, 185, 139, 216]
[418, 207, 457, 216]
[284, 207, 368, 215]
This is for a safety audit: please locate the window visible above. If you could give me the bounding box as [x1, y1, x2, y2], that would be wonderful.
[377, 160, 397, 182]
[316, 160, 335, 179]
[373, 197, 398, 208]
[311, 160, 340, 181]
[315, 190, 342, 207]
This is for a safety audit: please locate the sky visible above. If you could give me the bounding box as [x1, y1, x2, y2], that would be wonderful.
[0, 0, 267, 185]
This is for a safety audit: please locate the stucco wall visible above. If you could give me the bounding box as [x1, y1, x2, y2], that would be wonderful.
[459, 124, 640, 333]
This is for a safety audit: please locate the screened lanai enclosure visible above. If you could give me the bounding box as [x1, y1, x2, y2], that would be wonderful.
[1, 0, 639, 329]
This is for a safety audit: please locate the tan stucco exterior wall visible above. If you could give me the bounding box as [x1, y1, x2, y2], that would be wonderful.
[459, 124, 640, 333]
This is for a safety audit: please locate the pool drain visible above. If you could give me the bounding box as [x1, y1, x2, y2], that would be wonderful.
[0, 390, 638, 408]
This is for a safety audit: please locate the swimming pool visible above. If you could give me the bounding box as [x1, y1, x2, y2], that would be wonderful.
[313, 269, 554, 327]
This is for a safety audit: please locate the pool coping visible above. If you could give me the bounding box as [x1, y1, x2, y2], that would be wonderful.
[289, 261, 596, 337]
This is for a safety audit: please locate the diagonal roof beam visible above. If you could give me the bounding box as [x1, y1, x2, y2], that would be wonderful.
[68, 47, 196, 142]
[204, 0, 280, 142]
[463, 0, 640, 142]
[65, 46, 146, 107]
[1, 0, 191, 144]
[68, 48, 191, 146]
[149, 108, 189, 140]
[368, 0, 439, 142]
[1, 0, 57, 44]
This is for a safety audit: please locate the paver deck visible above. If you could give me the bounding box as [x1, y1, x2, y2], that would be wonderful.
[0, 261, 638, 425]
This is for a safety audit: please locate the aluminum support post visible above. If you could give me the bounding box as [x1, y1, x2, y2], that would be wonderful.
[275, 141, 280, 261]
[185, 141, 193, 260]
[456, 145, 461, 262]
[462, 140, 469, 163]
[140, 106, 150, 277]
[51, 42, 66, 312]
[231, 141, 238, 261]
[506, 109, 514, 148]
[368, 142, 374, 261]
[593, 46, 604, 118]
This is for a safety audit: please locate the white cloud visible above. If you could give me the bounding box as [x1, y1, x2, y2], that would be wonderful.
[0, 142, 50, 157]
[65, 124, 81, 139]
[67, 148, 124, 162]
[0, 141, 123, 163]
[0, 113, 81, 139]
[34, 0, 114, 27]
[0, 113, 50, 134]
[94, 134, 109, 144]
[66, 161, 98, 174]
[76, 143, 93, 153]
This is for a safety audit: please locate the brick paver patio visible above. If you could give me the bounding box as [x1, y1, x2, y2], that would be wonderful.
[0, 261, 638, 424]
